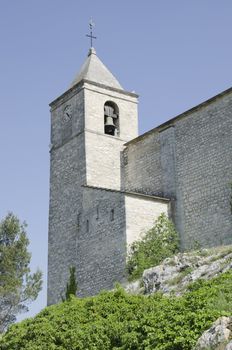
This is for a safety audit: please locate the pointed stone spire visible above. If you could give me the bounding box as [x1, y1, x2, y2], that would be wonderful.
[70, 48, 123, 90]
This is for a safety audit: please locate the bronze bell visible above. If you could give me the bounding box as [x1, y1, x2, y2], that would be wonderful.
[105, 116, 116, 135]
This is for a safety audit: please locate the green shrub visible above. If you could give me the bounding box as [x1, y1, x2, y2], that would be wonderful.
[1, 271, 232, 350]
[127, 213, 179, 281]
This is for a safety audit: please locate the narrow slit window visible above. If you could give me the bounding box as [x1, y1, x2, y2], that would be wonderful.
[86, 220, 89, 232]
[110, 209, 115, 221]
[77, 213, 81, 227]
[96, 206, 99, 220]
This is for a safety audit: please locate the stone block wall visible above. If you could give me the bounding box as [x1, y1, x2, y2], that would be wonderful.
[125, 193, 169, 248]
[84, 82, 138, 141]
[85, 131, 125, 190]
[47, 134, 86, 305]
[48, 86, 86, 305]
[76, 186, 127, 296]
[48, 81, 139, 303]
[123, 90, 232, 249]
[122, 131, 163, 195]
[174, 92, 232, 247]
[50, 87, 85, 148]
[84, 82, 138, 190]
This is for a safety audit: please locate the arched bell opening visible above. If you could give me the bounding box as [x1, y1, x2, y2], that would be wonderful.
[104, 101, 119, 136]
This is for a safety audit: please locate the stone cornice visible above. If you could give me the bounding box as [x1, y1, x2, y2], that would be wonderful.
[49, 79, 138, 110]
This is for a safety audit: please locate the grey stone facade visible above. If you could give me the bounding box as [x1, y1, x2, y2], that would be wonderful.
[123, 89, 232, 249]
[47, 49, 151, 305]
[48, 48, 232, 305]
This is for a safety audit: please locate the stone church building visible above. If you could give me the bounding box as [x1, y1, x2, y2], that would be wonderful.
[47, 47, 232, 305]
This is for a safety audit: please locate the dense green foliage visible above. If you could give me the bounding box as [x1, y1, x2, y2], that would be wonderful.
[0, 213, 42, 333]
[1, 271, 232, 350]
[127, 214, 179, 281]
[64, 267, 78, 301]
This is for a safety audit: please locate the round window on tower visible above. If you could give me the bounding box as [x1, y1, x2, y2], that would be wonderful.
[104, 101, 119, 136]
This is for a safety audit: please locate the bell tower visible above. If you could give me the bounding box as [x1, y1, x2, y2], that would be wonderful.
[47, 47, 138, 305]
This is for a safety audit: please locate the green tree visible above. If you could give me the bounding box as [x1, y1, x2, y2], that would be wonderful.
[0, 213, 42, 333]
[65, 266, 78, 301]
[127, 213, 179, 281]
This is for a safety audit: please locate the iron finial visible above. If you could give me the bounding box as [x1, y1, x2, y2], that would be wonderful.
[86, 18, 97, 48]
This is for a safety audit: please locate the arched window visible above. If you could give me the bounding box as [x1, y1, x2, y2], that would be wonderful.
[104, 101, 119, 136]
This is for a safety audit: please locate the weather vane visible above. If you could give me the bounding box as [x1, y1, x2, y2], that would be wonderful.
[86, 18, 97, 48]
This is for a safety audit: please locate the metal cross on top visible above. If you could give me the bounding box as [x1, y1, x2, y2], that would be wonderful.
[86, 19, 97, 47]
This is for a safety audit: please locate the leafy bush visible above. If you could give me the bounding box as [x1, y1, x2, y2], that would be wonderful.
[127, 213, 179, 281]
[2, 270, 232, 350]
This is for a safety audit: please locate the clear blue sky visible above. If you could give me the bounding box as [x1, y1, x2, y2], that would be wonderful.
[0, 0, 231, 321]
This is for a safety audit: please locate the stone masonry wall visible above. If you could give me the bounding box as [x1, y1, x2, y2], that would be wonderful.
[48, 88, 86, 305]
[122, 131, 163, 195]
[85, 131, 125, 190]
[48, 135, 86, 305]
[174, 93, 232, 248]
[76, 186, 126, 297]
[84, 83, 138, 190]
[123, 91, 232, 249]
[48, 82, 139, 303]
[50, 88, 85, 148]
[125, 194, 169, 248]
[84, 82, 138, 141]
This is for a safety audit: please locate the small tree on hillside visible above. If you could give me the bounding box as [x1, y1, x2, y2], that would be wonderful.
[127, 213, 179, 281]
[65, 267, 78, 301]
[0, 213, 42, 333]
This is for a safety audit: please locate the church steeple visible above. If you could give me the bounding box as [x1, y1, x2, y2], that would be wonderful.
[48, 39, 139, 305]
[70, 48, 123, 90]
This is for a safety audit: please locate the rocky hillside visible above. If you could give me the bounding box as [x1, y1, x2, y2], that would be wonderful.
[125, 245, 232, 350]
[126, 245, 232, 296]
[1, 245, 232, 350]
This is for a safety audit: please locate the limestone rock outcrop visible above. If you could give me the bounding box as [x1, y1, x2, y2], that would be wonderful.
[126, 246, 232, 295]
[194, 316, 232, 350]
[143, 247, 232, 295]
